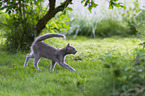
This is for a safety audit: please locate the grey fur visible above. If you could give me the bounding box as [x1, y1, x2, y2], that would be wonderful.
[23, 33, 77, 71]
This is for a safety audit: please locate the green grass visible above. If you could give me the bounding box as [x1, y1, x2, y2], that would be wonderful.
[0, 36, 144, 96]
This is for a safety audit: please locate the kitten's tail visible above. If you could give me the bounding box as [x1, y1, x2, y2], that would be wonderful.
[33, 33, 66, 43]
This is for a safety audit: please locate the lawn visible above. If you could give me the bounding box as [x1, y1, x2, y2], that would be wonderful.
[0, 36, 144, 96]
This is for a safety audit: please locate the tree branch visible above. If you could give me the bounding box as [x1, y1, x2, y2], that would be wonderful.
[49, 0, 56, 11]
[55, 0, 72, 12]
[36, 0, 72, 35]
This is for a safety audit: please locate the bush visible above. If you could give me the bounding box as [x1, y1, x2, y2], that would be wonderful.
[95, 19, 132, 37]
[43, 11, 70, 35]
[135, 10, 145, 38]
[0, 1, 52, 52]
[104, 48, 145, 95]
[121, 0, 141, 37]
[68, 17, 133, 37]
[0, 8, 70, 52]
[0, 1, 49, 52]
[1, 13, 37, 52]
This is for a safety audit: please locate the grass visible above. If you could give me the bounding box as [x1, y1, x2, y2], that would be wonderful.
[0, 36, 143, 96]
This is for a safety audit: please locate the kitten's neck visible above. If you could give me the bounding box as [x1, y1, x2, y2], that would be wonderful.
[59, 47, 67, 56]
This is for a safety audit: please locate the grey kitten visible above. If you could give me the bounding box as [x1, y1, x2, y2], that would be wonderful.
[23, 33, 77, 71]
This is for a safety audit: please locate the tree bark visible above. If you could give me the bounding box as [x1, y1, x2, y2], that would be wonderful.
[35, 0, 72, 36]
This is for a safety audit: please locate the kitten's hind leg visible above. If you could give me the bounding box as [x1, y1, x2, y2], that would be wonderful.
[50, 61, 56, 71]
[33, 56, 41, 71]
[23, 52, 34, 67]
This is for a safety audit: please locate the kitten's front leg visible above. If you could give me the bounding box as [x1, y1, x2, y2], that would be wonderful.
[50, 61, 56, 71]
[56, 55, 75, 71]
[59, 62, 75, 71]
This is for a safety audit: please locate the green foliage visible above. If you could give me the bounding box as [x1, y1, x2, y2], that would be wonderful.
[68, 16, 132, 37]
[0, 36, 144, 95]
[135, 10, 145, 38]
[67, 0, 139, 37]
[0, 11, 5, 38]
[104, 48, 145, 95]
[95, 19, 132, 37]
[0, 0, 127, 52]
[0, 0, 43, 15]
[81, 0, 126, 12]
[2, 14, 36, 52]
[109, 0, 126, 9]
[0, 0, 72, 52]
[44, 11, 70, 35]
[0, 1, 46, 52]
[121, 0, 141, 35]
[109, 1, 145, 95]
[81, 0, 98, 12]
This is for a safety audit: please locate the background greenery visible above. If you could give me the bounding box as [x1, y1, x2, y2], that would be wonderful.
[0, 0, 145, 51]
[0, 0, 145, 96]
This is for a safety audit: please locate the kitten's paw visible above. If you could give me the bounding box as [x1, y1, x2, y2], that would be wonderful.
[72, 69, 76, 71]
[23, 64, 27, 67]
[38, 69, 42, 71]
[63, 35, 66, 39]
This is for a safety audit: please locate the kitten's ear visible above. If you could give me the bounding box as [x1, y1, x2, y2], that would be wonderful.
[66, 43, 70, 50]
[67, 43, 70, 47]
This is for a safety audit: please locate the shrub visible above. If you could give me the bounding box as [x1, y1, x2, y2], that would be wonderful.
[66, 0, 141, 37]
[104, 48, 145, 95]
[43, 11, 70, 35]
[0, 8, 70, 52]
[135, 10, 145, 38]
[121, 0, 141, 36]
[95, 19, 132, 37]
[0, 1, 49, 52]
[1, 13, 37, 52]
[68, 17, 132, 37]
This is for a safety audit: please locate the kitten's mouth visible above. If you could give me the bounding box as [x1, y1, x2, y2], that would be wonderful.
[74, 51, 77, 54]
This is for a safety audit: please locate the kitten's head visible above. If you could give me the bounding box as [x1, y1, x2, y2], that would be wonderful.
[66, 43, 77, 54]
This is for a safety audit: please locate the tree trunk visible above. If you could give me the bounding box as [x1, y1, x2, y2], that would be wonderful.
[35, 0, 72, 36]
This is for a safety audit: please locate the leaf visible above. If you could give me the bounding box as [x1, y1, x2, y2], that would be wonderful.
[109, 1, 126, 9]
[138, 42, 145, 45]
[117, 3, 126, 9]
[138, 43, 143, 45]
[109, 6, 113, 9]
[109, 2, 113, 9]
[65, 7, 73, 11]
[122, 5, 127, 9]
[84, 2, 88, 7]
[63, 24, 70, 29]
[12, 0, 16, 3]
[91, 1, 98, 8]
[81, 0, 85, 3]
[7, 0, 10, 4]
[0, 5, 8, 10]
[109, 4, 113, 9]
[8, 10, 11, 14]
[64, 18, 70, 22]
[88, 5, 92, 12]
